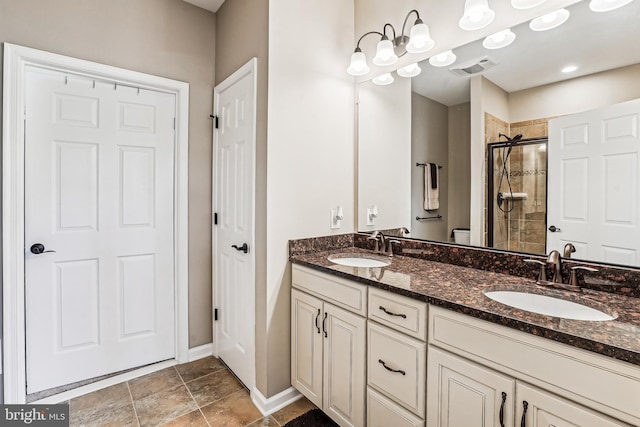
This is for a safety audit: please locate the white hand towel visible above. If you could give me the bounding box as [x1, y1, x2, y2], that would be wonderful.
[424, 163, 439, 210]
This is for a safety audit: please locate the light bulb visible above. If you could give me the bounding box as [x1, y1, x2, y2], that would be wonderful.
[529, 8, 570, 31]
[397, 63, 422, 78]
[406, 19, 435, 53]
[373, 38, 398, 66]
[372, 73, 394, 86]
[347, 50, 370, 76]
[482, 29, 516, 49]
[429, 50, 457, 67]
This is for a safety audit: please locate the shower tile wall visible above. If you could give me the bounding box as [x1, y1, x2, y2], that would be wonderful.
[485, 113, 548, 254]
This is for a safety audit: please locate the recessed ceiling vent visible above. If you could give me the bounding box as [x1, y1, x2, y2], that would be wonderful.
[449, 56, 497, 77]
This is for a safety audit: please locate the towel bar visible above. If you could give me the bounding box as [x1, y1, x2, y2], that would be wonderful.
[416, 162, 443, 169]
[416, 215, 442, 221]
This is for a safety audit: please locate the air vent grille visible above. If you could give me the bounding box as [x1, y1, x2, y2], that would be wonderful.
[449, 56, 497, 77]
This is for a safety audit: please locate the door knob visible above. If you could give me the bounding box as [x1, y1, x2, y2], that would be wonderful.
[231, 243, 249, 254]
[30, 243, 56, 254]
[548, 225, 561, 233]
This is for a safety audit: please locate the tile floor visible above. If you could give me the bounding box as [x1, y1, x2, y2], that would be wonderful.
[68, 357, 316, 426]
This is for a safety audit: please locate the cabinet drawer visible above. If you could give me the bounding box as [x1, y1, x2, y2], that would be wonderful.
[292, 265, 367, 316]
[429, 305, 640, 426]
[368, 287, 427, 340]
[368, 322, 426, 417]
[367, 387, 424, 427]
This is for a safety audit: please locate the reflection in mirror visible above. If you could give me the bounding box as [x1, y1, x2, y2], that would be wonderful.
[357, 0, 640, 266]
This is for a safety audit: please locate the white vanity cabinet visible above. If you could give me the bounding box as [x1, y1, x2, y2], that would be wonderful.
[427, 346, 515, 427]
[366, 287, 427, 427]
[291, 265, 367, 427]
[428, 305, 639, 427]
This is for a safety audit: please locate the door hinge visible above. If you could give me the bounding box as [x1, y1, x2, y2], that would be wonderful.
[214, 308, 219, 321]
[214, 212, 218, 225]
[210, 114, 219, 129]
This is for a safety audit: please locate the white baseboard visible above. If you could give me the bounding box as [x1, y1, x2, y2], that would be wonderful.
[188, 343, 214, 362]
[251, 386, 302, 416]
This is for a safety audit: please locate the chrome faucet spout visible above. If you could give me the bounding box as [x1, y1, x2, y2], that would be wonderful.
[547, 250, 563, 283]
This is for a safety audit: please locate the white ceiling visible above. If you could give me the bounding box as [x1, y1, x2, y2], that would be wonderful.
[411, 0, 640, 106]
[182, 0, 225, 13]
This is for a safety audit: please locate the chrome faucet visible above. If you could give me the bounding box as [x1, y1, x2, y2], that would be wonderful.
[368, 231, 400, 256]
[563, 243, 576, 258]
[546, 250, 563, 283]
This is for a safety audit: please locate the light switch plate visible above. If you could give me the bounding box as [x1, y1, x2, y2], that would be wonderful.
[330, 209, 341, 229]
[366, 208, 375, 226]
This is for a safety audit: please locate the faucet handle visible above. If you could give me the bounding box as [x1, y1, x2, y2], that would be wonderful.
[524, 259, 547, 282]
[569, 266, 598, 287]
[387, 239, 402, 256]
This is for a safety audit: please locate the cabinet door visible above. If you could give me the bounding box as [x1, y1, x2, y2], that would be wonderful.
[516, 383, 630, 427]
[291, 289, 323, 407]
[323, 303, 366, 427]
[427, 347, 515, 427]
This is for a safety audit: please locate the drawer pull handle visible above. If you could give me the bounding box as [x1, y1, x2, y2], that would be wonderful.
[378, 359, 405, 375]
[520, 401, 528, 427]
[379, 306, 407, 318]
[499, 392, 506, 427]
[323, 312, 328, 338]
[315, 309, 321, 334]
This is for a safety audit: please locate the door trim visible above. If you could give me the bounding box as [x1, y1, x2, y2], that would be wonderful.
[212, 58, 257, 391]
[2, 43, 190, 403]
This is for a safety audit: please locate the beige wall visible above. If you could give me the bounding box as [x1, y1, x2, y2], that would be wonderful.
[411, 93, 448, 241]
[0, 0, 216, 347]
[509, 64, 640, 123]
[267, 0, 355, 397]
[359, 79, 412, 232]
[214, 0, 270, 397]
[447, 102, 471, 235]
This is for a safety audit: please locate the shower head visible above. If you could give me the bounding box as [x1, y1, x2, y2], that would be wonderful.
[499, 133, 524, 143]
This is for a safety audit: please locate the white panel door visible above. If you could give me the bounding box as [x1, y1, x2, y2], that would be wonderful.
[548, 99, 640, 265]
[213, 60, 256, 390]
[516, 383, 628, 427]
[25, 68, 176, 393]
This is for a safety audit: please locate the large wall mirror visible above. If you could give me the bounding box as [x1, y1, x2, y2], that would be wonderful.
[357, 0, 640, 266]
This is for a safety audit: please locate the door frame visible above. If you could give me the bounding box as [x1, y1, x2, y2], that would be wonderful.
[2, 43, 190, 403]
[212, 58, 257, 391]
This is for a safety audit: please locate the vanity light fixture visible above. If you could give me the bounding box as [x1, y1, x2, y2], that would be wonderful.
[511, 0, 546, 9]
[589, 0, 634, 12]
[397, 62, 422, 77]
[429, 50, 457, 67]
[482, 29, 516, 49]
[459, 0, 495, 31]
[347, 9, 434, 76]
[529, 8, 570, 31]
[372, 73, 394, 86]
[561, 65, 578, 73]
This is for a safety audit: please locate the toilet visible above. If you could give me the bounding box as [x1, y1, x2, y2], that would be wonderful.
[452, 228, 470, 245]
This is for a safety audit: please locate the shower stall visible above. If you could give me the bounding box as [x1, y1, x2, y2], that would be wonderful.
[487, 137, 548, 254]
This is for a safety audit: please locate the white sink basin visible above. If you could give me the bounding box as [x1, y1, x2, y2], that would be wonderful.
[484, 290, 616, 321]
[327, 253, 391, 268]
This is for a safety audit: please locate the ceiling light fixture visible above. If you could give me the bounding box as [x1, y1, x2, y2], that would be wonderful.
[397, 63, 422, 78]
[589, 0, 634, 12]
[561, 65, 578, 73]
[529, 8, 570, 31]
[459, 0, 495, 31]
[511, 0, 546, 9]
[483, 29, 516, 49]
[372, 73, 395, 86]
[429, 50, 457, 67]
[347, 10, 434, 76]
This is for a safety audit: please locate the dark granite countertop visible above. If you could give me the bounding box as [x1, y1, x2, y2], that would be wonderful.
[291, 247, 640, 367]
